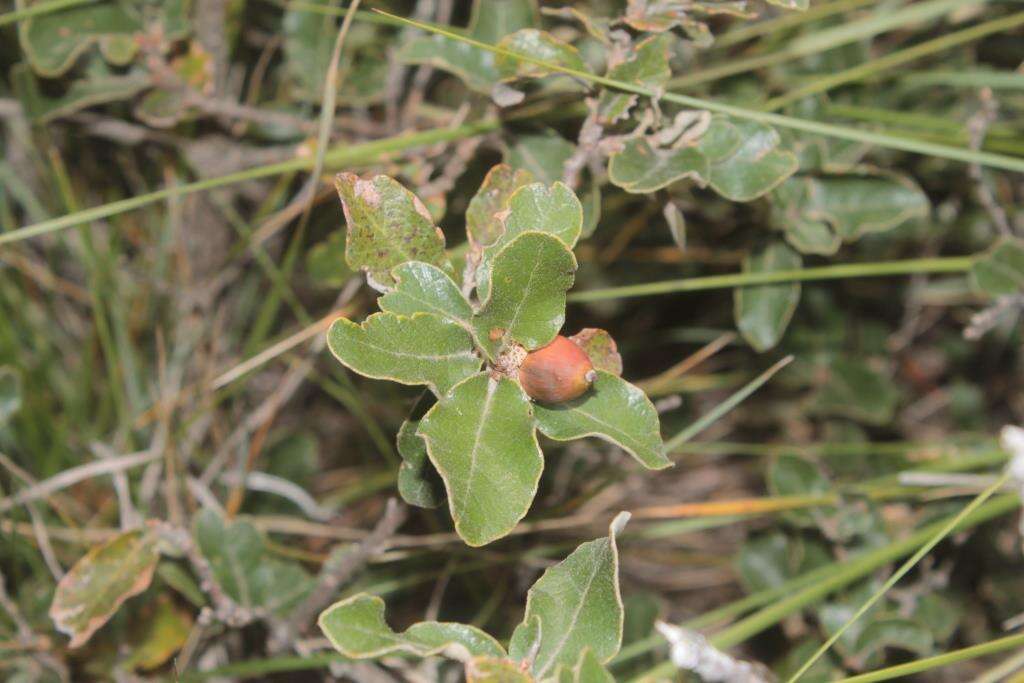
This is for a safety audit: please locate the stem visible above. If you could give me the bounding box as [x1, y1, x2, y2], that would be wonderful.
[784, 470, 1013, 682]
[380, 11, 1024, 174]
[631, 493, 1021, 681]
[0, 119, 499, 246]
[0, 0, 95, 27]
[568, 256, 975, 303]
[764, 11, 1024, 111]
[663, 356, 794, 452]
[835, 629, 1024, 682]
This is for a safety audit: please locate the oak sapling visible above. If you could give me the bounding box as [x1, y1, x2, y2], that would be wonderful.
[330, 168, 668, 546]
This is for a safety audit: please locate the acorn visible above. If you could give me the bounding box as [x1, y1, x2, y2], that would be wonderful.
[519, 335, 596, 403]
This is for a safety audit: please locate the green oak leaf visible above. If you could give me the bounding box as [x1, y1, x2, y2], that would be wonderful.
[11, 60, 150, 125]
[467, 164, 535, 248]
[699, 117, 799, 201]
[509, 512, 629, 677]
[534, 371, 670, 470]
[306, 230, 353, 287]
[811, 357, 900, 426]
[194, 510, 314, 615]
[319, 593, 506, 660]
[474, 232, 577, 359]
[49, 528, 160, 648]
[336, 173, 450, 291]
[379, 262, 475, 333]
[500, 182, 584, 251]
[772, 172, 929, 255]
[475, 182, 583, 301]
[17, 0, 141, 76]
[418, 374, 543, 547]
[327, 312, 481, 397]
[734, 242, 802, 352]
[553, 648, 616, 683]
[970, 238, 1024, 297]
[607, 138, 708, 194]
[507, 131, 575, 184]
[496, 29, 588, 81]
[399, 0, 539, 93]
[597, 35, 671, 124]
[396, 393, 445, 509]
[284, 2, 388, 104]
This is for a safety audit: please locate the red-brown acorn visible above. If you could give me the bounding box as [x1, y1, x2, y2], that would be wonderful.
[518, 335, 596, 403]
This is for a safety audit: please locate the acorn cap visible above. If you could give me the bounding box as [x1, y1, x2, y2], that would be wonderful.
[518, 335, 595, 403]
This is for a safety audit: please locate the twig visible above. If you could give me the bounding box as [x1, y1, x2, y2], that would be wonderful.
[0, 451, 161, 513]
[271, 499, 407, 650]
[967, 88, 1012, 236]
[162, 524, 267, 627]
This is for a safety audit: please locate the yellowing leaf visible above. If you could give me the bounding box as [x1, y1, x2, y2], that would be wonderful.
[336, 173, 450, 291]
[50, 527, 160, 648]
[467, 164, 535, 248]
[319, 593, 506, 660]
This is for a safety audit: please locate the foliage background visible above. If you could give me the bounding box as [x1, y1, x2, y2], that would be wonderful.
[1, 0, 1023, 680]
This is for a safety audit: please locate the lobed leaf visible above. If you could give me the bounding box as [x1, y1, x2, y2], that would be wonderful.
[509, 512, 629, 677]
[700, 118, 799, 201]
[474, 232, 577, 358]
[50, 527, 160, 648]
[507, 131, 575, 184]
[569, 328, 622, 376]
[194, 510, 314, 615]
[466, 164, 535, 248]
[773, 171, 929, 256]
[534, 371, 670, 470]
[970, 238, 1024, 297]
[418, 373, 543, 546]
[327, 312, 481, 397]
[336, 173, 450, 291]
[399, 0, 538, 93]
[379, 261, 475, 332]
[596, 34, 671, 124]
[607, 138, 707, 194]
[496, 29, 587, 81]
[734, 242, 802, 352]
[396, 393, 445, 509]
[319, 593, 506, 660]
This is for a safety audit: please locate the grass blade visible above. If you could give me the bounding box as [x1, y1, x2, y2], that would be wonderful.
[784, 469, 1012, 682]
[376, 10, 1024, 174]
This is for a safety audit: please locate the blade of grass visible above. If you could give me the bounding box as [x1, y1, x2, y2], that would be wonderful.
[0, 119, 499, 246]
[663, 356, 794, 452]
[670, 0, 980, 90]
[377, 10, 1024, 174]
[763, 10, 1024, 111]
[712, 0, 880, 49]
[784, 468, 1013, 682]
[0, 0, 95, 27]
[631, 492, 1021, 681]
[569, 256, 974, 303]
[835, 632, 1024, 683]
[900, 68, 1024, 90]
